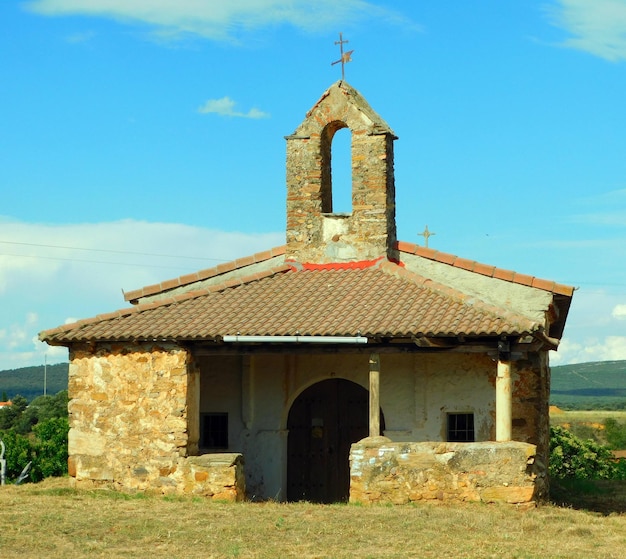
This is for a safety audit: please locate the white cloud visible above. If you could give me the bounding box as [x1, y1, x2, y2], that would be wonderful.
[25, 0, 418, 42]
[547, 0, 626, 61]
[612, 303, 626, 319]
[552, 335, 626, 364]
[198, 97, 269, 119]
[0, 218, 283, 370]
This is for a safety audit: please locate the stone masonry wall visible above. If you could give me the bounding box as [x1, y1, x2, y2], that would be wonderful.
[286, 82, 397, 264]
[67, 342, 244, 500]
[350, 437, 542, 505]
[509, 353, 551, 498]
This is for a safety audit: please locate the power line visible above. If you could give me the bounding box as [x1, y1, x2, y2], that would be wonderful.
[0, 240, 228, 262]
[0, 252, 202, 271]
[1, 241, 624, 289]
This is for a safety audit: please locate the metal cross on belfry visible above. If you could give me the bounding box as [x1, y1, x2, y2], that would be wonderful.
[331, 32, 354, 81]
[418, 225, 436, 248]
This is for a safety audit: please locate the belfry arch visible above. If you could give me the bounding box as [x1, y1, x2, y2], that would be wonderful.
[285, 81, 398, 264]
[320, 120, 352, 214]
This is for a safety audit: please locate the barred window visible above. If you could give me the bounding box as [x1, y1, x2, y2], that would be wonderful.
[447, 413, 475, 442]
[200, 413, 228, 449]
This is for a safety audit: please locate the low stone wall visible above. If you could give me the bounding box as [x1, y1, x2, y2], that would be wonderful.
[350, 437, 544, 505]
[177, 454, 246, 501]
[71, 453, 245, 501]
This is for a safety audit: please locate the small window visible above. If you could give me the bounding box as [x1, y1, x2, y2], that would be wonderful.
[200, 413, 228, 449]
[447, 413, 475, 442]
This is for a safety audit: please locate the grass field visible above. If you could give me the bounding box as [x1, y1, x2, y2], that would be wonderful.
[550, 408, 626, 448]
[0, 478, 625, 559]
[550, 410, 626, 425]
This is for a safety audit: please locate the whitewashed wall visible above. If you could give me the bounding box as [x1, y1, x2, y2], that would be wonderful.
[198, 351, 497, 500]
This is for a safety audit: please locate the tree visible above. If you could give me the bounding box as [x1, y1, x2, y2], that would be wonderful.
[0, 395, 28, 431]
[550, 426, 619, 480]
[15, 391, 68, 434]
[30, 417, 69, 481]
[0, 430, 34, 480]
[0, 390, 69, 483]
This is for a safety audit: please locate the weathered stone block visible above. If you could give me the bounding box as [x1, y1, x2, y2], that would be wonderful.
[350, 440, 539, 506]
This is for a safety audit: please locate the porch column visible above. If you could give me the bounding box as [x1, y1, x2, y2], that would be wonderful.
[369, 353, 380, 437]
[241, 355, 254, 430]
[496, 359, 512, 441]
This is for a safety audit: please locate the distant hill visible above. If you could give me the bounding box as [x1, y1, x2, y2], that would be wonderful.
[0, 363, 69, 402]
[551, 360, 626, 409]
[0, 359, 625, 409]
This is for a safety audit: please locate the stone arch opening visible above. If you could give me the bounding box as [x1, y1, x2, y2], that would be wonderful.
[330, 127, 352, 213]
[320, 121, 352, 214]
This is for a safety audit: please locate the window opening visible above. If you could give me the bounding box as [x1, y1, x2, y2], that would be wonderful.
[200, 412, 228, 449]
[447, 413, 475, 442]
[330, 127, 352, 213]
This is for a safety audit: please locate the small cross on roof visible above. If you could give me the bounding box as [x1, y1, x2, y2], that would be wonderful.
[418, 225, 436, 248]
[331, 32, 354, 81]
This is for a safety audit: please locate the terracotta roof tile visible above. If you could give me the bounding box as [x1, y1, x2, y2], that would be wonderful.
[493, 268, 516, 282]
[396, 240, 418, 255]
[513, 272, 534, 287]
[41, 260, 540, 345]
[396, 240, 574, 297]
[124, 245, 286, 302]
[473, 262, 496, 277]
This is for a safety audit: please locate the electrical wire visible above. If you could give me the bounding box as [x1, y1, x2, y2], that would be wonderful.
[0, 252, 200, 271]
[0, 240, 228, 262]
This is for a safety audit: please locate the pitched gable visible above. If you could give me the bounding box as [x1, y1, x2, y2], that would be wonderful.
[40, 257, 551, 345]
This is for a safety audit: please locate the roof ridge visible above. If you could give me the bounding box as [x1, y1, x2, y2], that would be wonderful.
[40, 263, 292, 339]
[395, 240, 574, 297]
[377, 260, 540, 333]
[124, 245, 286, 302]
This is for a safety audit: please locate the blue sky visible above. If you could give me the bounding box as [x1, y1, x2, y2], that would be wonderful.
[1, 0, 625, 370]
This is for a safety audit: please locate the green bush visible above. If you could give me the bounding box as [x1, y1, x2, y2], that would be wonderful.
[30, 417, 69, 481]
[0, 429, 34, 480]
[550, 425, 620, 479]
[0, 390, 69, 483]
[604, 417, 626, 450]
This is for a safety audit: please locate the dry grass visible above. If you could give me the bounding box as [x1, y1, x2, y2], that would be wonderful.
[550, 410, 626, 426]
[1, 479, 625, 558]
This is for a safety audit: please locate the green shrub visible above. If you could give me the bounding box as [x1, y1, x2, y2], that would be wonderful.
[550, 425, 619, 479]
[0, 429, 34, 480]
[0, 391, 69, 483]
[604, 417, 626, 450]
[30, 417, 69, 481]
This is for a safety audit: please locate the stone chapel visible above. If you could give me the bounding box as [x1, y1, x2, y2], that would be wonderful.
[40, 81, 573, 504]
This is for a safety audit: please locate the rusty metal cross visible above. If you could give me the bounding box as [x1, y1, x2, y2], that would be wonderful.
[331, 32, 354, 81]
[418, 225, 436, 248]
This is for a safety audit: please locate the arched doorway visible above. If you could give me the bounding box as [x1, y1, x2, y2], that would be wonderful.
[286, 378, 384, 503]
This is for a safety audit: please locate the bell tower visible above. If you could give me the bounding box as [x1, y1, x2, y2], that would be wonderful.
[285, 81, 398, 263]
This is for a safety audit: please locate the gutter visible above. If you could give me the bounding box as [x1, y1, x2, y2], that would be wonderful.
[222, 335, 368, 344]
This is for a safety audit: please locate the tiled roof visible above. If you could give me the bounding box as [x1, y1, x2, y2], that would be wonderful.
[124, 246, 287, 303]
[122, 242, 574, 305]
[40, 258, 542, 345]
[397, 241, 574, 297]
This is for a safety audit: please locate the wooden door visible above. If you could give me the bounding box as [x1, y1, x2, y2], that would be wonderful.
[286, 379, 370, 503]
